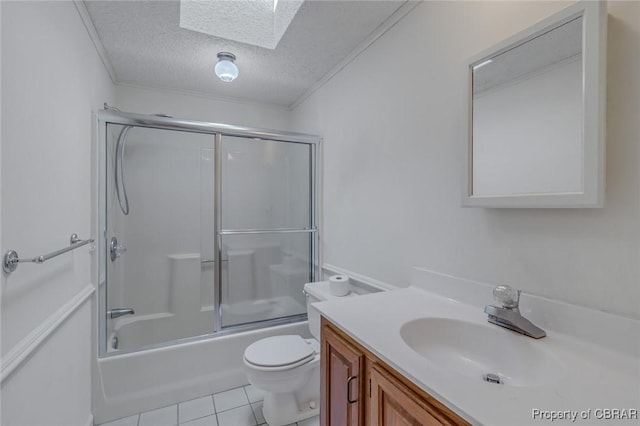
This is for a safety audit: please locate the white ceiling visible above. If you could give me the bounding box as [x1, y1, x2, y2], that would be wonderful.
[83, 0, 411, 107]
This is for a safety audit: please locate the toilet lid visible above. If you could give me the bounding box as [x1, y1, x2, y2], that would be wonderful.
[244, 335, 315, 368]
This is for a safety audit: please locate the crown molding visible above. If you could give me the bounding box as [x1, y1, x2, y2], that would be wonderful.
[73, 0, 117, 83]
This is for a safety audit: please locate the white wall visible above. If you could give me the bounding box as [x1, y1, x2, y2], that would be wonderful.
[114, 84, 292, 131]
[0, 1, 114, 425]
[292, 1, 640, 320]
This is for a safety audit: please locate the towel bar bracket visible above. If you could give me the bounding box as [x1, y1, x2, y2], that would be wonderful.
[3, 250, 19, 273]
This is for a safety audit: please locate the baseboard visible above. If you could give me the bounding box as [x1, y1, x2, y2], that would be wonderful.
[0, 284, 95, 383]
[321, 263, 398, 291]
[85, 413, 94, 426]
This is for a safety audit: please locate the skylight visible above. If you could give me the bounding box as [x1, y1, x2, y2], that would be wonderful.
[179, 0, 304, 50]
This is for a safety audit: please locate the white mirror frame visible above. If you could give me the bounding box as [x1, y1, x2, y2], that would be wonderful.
[463, 0, 606, 208]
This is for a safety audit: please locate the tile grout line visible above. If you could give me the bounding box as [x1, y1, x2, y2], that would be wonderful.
[178, 395, 217, 425]
[214, 402, 252, 414]
[243, 386, 260, 426]
[211, 394, 219, 426]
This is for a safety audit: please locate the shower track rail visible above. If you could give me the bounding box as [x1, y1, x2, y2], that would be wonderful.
[3, 233, 94, 273]
[100, 109, 320, 145]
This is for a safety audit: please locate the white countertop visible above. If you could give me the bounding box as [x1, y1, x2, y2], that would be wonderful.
[313, 286, 640, 425]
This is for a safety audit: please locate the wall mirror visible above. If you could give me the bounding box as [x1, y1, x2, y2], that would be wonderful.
[463, 1, 606, 208]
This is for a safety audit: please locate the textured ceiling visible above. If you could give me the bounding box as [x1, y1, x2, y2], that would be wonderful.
[83, 0, 409, 107]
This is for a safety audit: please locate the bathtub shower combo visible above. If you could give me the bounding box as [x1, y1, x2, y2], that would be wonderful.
[93, 108, 319, 423]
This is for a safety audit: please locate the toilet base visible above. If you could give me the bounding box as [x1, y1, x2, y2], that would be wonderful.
[262, 391, 320, 426]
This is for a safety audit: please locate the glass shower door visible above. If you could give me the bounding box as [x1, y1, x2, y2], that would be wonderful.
[104, 124, 216, 351]
[218, 136, 315, 329]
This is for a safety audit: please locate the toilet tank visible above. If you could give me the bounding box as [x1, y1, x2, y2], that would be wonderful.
[304, 281, 359, 340]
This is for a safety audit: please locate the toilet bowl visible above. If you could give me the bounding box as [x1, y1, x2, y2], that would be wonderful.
[243, 280, 355, 426]
[244, 335, 320, 425]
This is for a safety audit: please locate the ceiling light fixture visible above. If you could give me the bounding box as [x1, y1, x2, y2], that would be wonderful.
[215, 52, 239, 82]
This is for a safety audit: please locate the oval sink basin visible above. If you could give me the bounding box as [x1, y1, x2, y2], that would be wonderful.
[400, 318, 564, 387]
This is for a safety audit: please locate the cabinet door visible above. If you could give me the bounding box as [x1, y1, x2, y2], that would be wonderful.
[369, 363, 446, 426]
[321, 319, 365, 426]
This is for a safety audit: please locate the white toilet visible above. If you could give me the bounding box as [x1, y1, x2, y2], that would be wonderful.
[243, 281, 351, 426]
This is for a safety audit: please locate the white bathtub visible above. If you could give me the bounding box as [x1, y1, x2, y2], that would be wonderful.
[108, 310, 214, 351]
[92, 320, 311, 424]
[108, 295, 306, 352]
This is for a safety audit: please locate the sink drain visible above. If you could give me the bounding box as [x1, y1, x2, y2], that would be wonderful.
[483, 373, 502, 384]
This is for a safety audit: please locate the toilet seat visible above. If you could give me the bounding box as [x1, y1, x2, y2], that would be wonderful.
[244, 335, 316, 371]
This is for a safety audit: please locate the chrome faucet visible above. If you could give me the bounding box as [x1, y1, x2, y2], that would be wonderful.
[107, 308, 135, 319]
[484, 285, 546, 339]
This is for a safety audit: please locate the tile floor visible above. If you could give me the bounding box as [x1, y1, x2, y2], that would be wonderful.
[98, 384, 319, 426]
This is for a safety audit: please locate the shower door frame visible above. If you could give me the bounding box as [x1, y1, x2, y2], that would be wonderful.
[96, 110, 321, 357]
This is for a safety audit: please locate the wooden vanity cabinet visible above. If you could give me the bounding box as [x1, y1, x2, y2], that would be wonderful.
[320, 316, 365, 425]
[320, 317, 470, 426]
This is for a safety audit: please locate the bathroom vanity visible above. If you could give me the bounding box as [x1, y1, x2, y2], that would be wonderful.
[315, 268, 640, 426]
[321, 316, 469, 425]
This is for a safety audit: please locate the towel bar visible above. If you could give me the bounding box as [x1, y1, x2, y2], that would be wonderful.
[3, 233, 94, 274]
